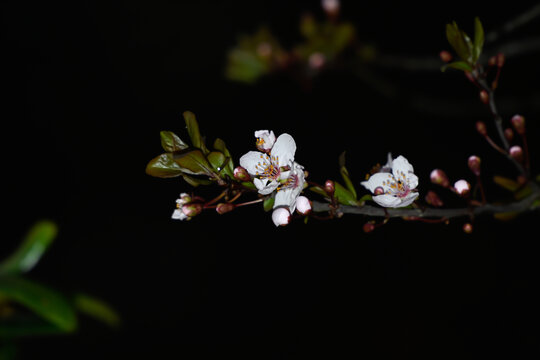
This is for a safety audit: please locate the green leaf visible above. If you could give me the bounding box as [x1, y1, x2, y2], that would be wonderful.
[338, 152, 357, 200]
[145, 153, 184, 178]
[183, 111, 203, 150]
[334, 182, 360, 206]
[446, 22, 472, 63]
[441, 61, 474, 72]
[309, 185, 327, 198]
[0, 276, 77, 332]
[515, 185, 532, 200]
[214, 138, 235, 173]
[73, 293, 120, 328]
[160, 131, 188, 152]
[207, 151, 226, 173]
[173, 150, 213, 176]
[473, 17, 484, 63]
[0, 221, 57, 276]
[0, 319, 69, 337]
[493, 175, 520, 192]
[263, 196, 275, 212]
[0, 341, 17, 359]
[358, 194, 372, 204]
[182, 175, 212, 187]
[241, 181, 257, 190]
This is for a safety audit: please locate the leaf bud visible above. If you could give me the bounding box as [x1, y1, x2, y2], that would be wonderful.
[453, 179, 471, 196]
[476, 121, 487, 136]
[216, 203, 235, 215]
[504, 128, 514, 142]
[430, 169, 450, 188]
[272, 207, 291, 227]
[479, 90, 489, 104]
[509, 145, 523, 162]
[511, 114, 525, 135]
[363, 222, 376, 233]
[467, 155, 481, 176]
[425, 190, 444, 207]
[233, 166, 251, 181]
[439, 50, 453, 63]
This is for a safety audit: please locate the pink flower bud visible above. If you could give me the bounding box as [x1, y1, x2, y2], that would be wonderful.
[321, 0, 340, 16]
[488, 55, 497, 67]
[479, 90, 489, 104]
[233, 166, 251, 181]
[476, 121, 487, 136]
[272, 208, 291, 227]
[463, 223, 473, 234]
[182, 203, 203, 217]
[373, 186, 385, 195]
[295, 196, 312, 215]
[216, 203, 235, 215]
[467, 155, 481, 176]
[308, 52, 326, 70]
[509, 145, 523, 162]
[453, 179, 471, 196]
[430, 169, 450, 188]
[324, 180, 335, 194]
[363, 222, 375, 233]
[425, 191, 443, 207]
[511, 114, 525, 135]
[439, 50, 452, 63]
[504, 128, 514, 142]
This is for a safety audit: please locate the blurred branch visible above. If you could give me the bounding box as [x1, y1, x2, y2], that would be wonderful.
[486, 3, 540, 43]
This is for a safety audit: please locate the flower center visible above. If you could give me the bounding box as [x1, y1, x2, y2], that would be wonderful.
[278, 173, 299, 191]
[255, 153, 280, 180]
[256, 137, 265, 146]
[382, 173, 410, 198]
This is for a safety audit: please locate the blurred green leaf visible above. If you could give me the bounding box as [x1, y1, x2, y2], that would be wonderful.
[160, 131, 188, 153]
[309, 185, 327, 198]
[441, 61, 474, 72]
[358, 194, 373, 204]
[146, 153, 184, 178]
[300, 15, 317, 39]
[473, 17, 484, 63]
[334, 182, 360, 206]
[446, 21, 472, 63]
[73, 293, 120, 328]
[339, 152, 357, 200]
[0, 341, 17, 359]
[214, 138, 235, 173]
[0, 221, 57, 276]
[263, 196, 275, 212]
[0, 319, 68, 337]
[241, 181, 257, 190]
[183, 111, 203, 150]
[493, 176, 520, 192]
[0, 276, 77, 333]
[225, 49, 268, 84]
[514, 185, 532, 200]
[536, 174, 540, 182]
[173, 150, 213, 176]
[494, 212, 519, 221]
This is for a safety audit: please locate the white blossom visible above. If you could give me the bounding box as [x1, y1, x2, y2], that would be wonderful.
[361, 155, 419, 208]
[273, 161, 306, 213]
[254, 130, 276, 153]
[171, 193, 191, 220]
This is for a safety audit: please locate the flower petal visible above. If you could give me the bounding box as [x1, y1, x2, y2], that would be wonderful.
[254, 178, 279, 195]
[392, 155, 414, 179]
[274, 188, 297, 212]
[272, 207, 291, 227]
[361, 172, 393, 193]
[372, 194, 402, 208]
[271, 133, 296, 167]
[239, 151, 267, 175]
[406, 173, 419, 190]
[254, 130, 276, 151]
[398, 192, 419, 207]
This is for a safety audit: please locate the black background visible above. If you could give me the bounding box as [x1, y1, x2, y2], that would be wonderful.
[2, 1, 540, 359]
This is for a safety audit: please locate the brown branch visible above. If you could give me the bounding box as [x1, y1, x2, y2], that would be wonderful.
[311, 183, 540, 219]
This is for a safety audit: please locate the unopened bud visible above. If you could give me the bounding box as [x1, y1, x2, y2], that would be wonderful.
[272, 207, 291, 227]
[511, 114, 525, 135]
[182, 203, 203, 217]
[324, 180, 335, 194]
[453, 179, 471, 196]
[295, 196, 312, 215]
[430, 169, 450, 188]
[308, 52, 326, 70]
[476, 121, 487, 136]
[496, 53, 505, 67]
[509, 145, 523, 162]
[488, 55, 497, 67]
[517, 175, 527, 186]
[463, 223, 473, 234]
[321, 0, 340, 16]
[373, 186, 385, 195]
[233, 166, 251, 181]
[425, 191, 444, 207]
[504, 128, 514, 142]
[479, 90, 489, 104]
[363, 222, 376, 233]
[439, 50, 452, 63]
[465, 71, 475, 83]
[467, 155, 481, 176]
[216, 203, 235, 215]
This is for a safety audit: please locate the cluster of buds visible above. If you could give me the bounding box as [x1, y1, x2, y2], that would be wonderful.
[171, 193, 202, 221]
[430, 168, 471, 197]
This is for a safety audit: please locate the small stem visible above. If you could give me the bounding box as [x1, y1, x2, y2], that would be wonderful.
[235, 198, 264, 207]
[476, 175, 487, 204]
[205, 190, 227, 206]
[483, 134, 507, 155]
[228, 191, 243, 203]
